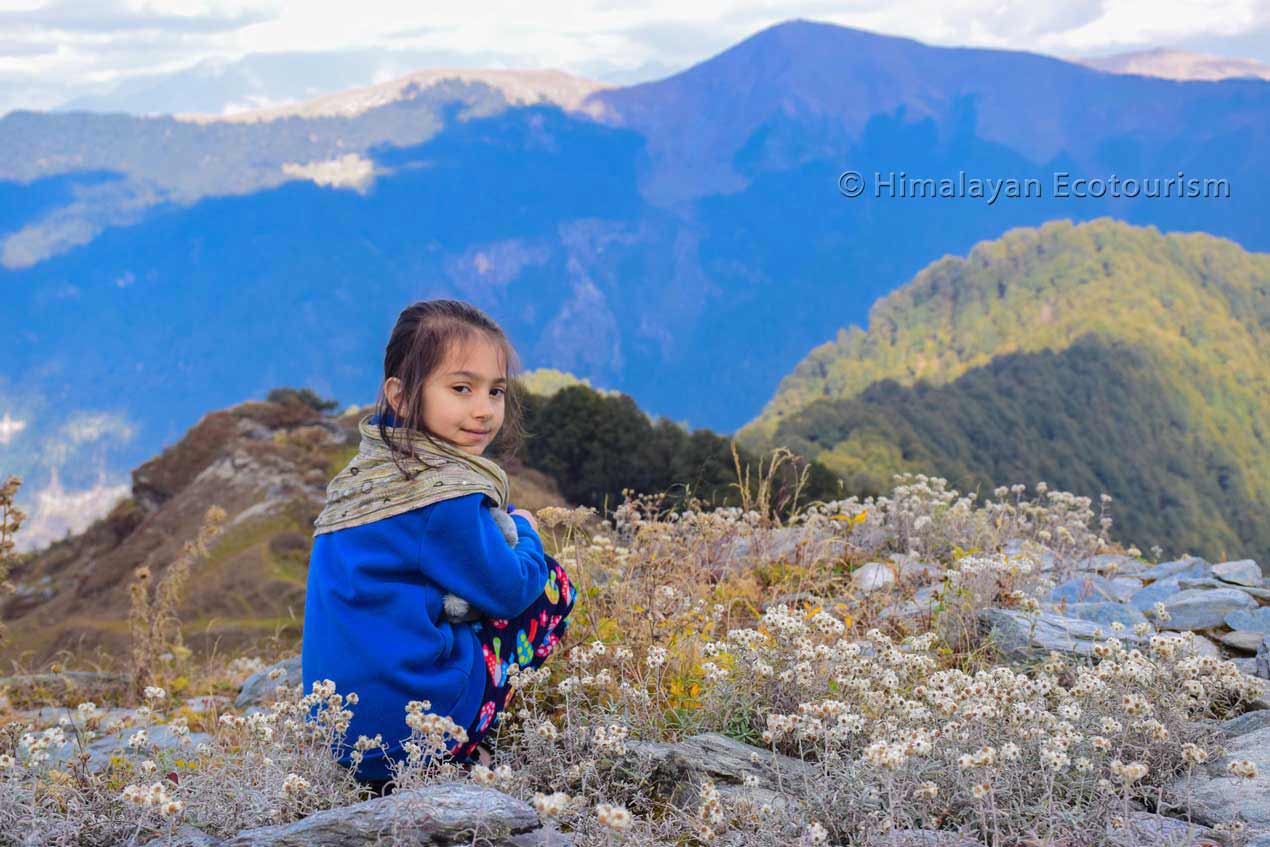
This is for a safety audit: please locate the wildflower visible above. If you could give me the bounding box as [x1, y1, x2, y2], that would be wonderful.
[915, 781, 939, 800]
[282, 773, 311, 795]
[1182, 744, 1209, 766]
[143, 686, 167, 701]
[532, 791, 571, 818]
[494, 764, 514, 783]
[535, 720, 560, 741]
[127, 730, 149, 749]
[1227, 759, 1258, 779]
[1110, 760, 1149, 783]
[595, 802, 634, 832]
[646, 646, 668, 669]
[470, 764, 496, 785]
[971, 782, 991, 799]
[804, 821, 829, 845]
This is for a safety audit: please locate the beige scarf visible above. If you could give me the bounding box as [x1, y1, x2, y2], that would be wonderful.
[313, 413, 518, 623]
[314, 413, 511, 536]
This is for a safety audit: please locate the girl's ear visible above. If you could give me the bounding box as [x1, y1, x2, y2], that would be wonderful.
[384, 377, 404, 414]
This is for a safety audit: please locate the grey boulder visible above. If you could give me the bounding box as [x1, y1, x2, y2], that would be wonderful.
[1164, 726, 1270, 831]
[1152, 589, 1256, 631]
[1213, 559, 1264, 587]
[236, 656, 302, 710]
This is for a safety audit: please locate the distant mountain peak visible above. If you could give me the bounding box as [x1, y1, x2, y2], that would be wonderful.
[176, 67, 614, 124]
[1073, 47, 1270, 82]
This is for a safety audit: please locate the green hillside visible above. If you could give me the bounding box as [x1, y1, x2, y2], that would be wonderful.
[736, 217, 1270, 563]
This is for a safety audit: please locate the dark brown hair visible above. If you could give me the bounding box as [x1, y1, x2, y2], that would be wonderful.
[375, 299, 527, 477]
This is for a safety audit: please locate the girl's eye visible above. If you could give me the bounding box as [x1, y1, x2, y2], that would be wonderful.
[453, 385, 506, 397]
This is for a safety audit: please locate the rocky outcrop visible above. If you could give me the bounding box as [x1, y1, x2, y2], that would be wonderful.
[137, 783, 565, 847]
[1164, 726, 1270, 832]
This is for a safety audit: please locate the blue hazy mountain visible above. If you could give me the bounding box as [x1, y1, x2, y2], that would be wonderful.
[3, 19, 1269, 546]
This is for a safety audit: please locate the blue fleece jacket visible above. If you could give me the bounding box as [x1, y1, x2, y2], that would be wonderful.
[301, 412, 548, 781]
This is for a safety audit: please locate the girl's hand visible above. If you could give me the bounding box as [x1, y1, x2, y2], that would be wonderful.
[511, 508, 539, 533]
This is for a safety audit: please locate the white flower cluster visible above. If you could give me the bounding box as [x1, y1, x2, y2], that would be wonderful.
[121, 781, 184, 816]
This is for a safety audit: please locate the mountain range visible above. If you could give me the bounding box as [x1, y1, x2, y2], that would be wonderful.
[3, 18, 1269, 552]
[738, 217, 1270, 565]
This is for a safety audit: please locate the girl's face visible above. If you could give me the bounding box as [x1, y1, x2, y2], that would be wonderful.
[387, 337, 507, 456]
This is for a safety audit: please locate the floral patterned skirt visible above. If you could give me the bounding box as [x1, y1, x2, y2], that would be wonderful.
[452, 554, 575, 762]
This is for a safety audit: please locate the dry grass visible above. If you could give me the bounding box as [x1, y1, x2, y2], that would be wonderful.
[0, 461, 1263, 846]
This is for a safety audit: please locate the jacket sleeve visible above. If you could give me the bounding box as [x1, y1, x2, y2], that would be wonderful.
[418, 492, 549, 619]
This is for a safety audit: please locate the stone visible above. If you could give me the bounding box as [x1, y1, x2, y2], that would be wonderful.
[1178, 578, 1270, 601]
[1164, 726, 1270, 831]
[1078, 552, 1152, 577]
[978, 608, 1148, 662]
[1225, 608, 1270, 634]
[1153, 632, 1222, 660]
[852, 562, 896, 593]
[1153, 589, 1256, 631]
[1220, 631, 1269, 653]
[1063, 602, 1151, 630]
[873, 832, 980, 847]
[1129, 577, 1184, 612]
[0, 671, 128, 697]
[235, 655, 302, 710]
[1213, 559, 1264, 587]
[139, 825, 221, 846]
[184, 695, 231, 713]
[1050, 575, 1136, 605]
[219, 783, 553, 846]
[1219, 709, 1270, 737]
[22, 721, 213, 773]
[1141, 556, 1211, 583]
[1108, 811, 1221, 847]
[626, 732, 823, 815]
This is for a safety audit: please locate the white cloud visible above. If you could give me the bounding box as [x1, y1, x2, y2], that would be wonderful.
[0, 0, 1267, 115]
[13, 467, 130, 553]
[0, 412, 26, 446]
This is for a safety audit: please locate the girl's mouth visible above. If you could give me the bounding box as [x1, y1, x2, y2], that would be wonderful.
[463, 428, 491, 436]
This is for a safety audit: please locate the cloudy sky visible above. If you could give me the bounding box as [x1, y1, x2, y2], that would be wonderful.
[1, 0, 1268, 115]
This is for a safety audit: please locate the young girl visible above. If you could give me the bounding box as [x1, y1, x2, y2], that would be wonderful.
[302, 299, 575, 795]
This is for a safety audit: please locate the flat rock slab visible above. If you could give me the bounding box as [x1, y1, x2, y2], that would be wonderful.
[1078, 553, 1152, 577]
[1050, 575, 1138, 605]
[0, 671, 128, 697]
[1154, 589, 1256, 631]
[222, 783, 549, 846]
[1220, 631, 1269, 653]
[1220, 709, 1270, 737]
[235, 655, 302, 710]
[1165, 726, 1270, 831]
[1109, 812, 1221, 846]
[1130, 577, 1184, 611]
[978, 608, 1148, 662]
[1063, 602, 1151, 629]
[869, 832, 980, 847]
[1141, 557, 1212, 583]
[1179, 578, 1270, 601]
[1225, 608, 1270, 635]
[1213, 559, 1264, 587]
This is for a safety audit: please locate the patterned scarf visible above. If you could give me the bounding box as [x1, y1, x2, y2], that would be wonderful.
[313, 412, 511, 536]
